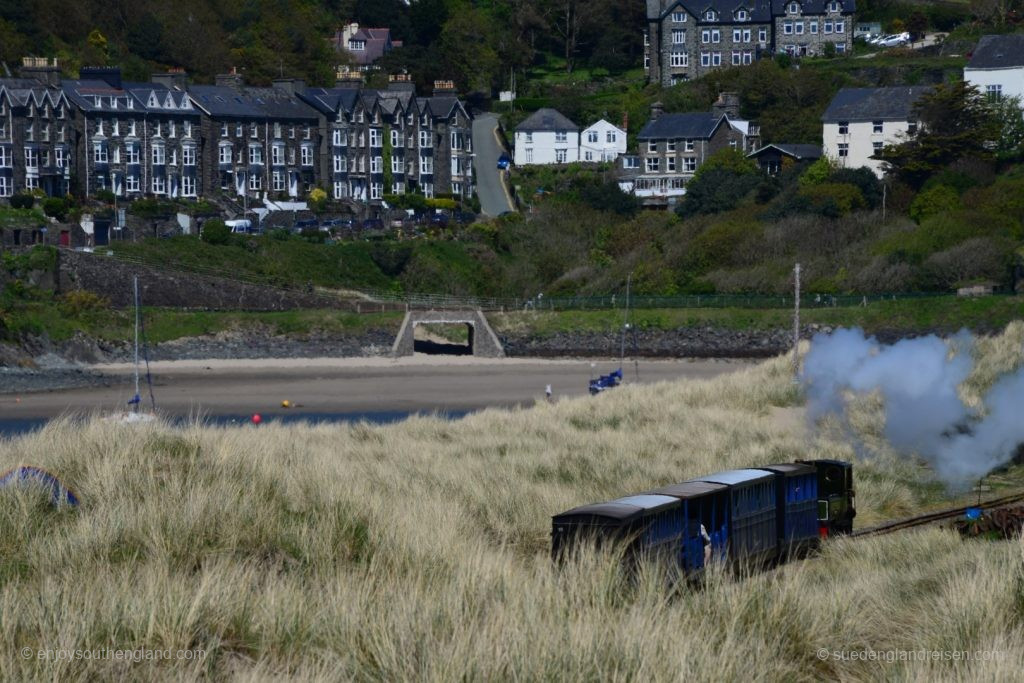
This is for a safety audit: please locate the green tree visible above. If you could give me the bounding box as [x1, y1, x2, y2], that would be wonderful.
[439, 10, 501, 93]
[992, 95, 1024, 162]
[200, 219, 231, 245]
[906, 11, 928, 40]
[876, 81, 999, 187]
[676, 152, 761, 218]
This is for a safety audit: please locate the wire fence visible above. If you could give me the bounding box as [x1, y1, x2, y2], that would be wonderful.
[93, 248, 982, 313]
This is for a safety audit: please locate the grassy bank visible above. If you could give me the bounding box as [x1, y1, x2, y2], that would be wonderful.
[1, 325, 1023, 678]
[491, 295, 1024, 337]
[2, 303, 403, 345]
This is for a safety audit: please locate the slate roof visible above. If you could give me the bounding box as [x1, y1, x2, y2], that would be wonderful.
[63, 79, 194, 115]
[748, 143, 822, 159]
[770, 0, 855, 14]
[966, 34, 1024, 70]
[187, 84, 317, 121]
[0, 78, 65, 108]
[333, 27, 397, 66]
[637, 112, 724, 140]
[299, 87, 361, 116]
[515, 108, 579, 132]
[419, 95, 462, 119]
[821, 86, 932, 122]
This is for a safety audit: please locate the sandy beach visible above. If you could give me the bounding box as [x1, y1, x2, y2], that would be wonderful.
[2, 356, 754, 419]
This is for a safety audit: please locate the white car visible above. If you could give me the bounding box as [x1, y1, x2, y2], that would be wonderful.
[877, 32, 910, 47]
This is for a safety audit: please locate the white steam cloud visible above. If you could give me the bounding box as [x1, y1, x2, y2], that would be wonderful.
[802, 328, 1024, 487]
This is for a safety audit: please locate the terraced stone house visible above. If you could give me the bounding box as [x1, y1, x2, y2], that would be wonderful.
[62, 66, 201, 199]
[0, 58, 77, 199]
[299, 72, 473, 204]
[645, 0, 855, 86]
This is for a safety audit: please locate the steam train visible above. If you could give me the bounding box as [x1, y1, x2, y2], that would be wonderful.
[551, 459, 856, 573]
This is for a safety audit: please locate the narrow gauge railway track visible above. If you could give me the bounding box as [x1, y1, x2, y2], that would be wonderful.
[852, 490, 1024, 538]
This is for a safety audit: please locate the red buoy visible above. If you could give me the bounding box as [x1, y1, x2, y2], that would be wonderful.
[251, 413, 262, 424]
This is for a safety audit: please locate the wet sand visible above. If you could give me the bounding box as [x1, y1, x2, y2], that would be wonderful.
[2, 356, 755, 419]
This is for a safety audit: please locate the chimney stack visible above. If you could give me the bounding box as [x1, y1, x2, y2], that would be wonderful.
[151, 67, 188, 91]
[388, 73, 416, 92]
[80, 66, 122, 89]
[335, 66, 364, 87]
[712, 91, 741, 119]
[215, 67, 244, 89]
[433, 79, 457, 94]
[272, 78, 307, 97]
[650, 101, 664, 121]
[19, 57, 61, 87]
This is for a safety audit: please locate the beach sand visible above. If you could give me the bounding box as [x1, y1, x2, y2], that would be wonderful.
[2, 356, 754, 419]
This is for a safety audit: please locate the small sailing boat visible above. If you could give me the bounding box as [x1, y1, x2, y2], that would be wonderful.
[103, 276, 157, 423]
[588, 274, 637, 395]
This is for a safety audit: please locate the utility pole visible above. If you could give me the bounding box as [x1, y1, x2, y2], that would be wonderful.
[792, 263, 801, 383]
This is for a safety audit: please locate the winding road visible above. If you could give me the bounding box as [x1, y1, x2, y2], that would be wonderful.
[472, 113, 515, 216]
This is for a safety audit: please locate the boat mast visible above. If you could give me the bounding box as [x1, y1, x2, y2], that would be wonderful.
[133, 275, 140, 413]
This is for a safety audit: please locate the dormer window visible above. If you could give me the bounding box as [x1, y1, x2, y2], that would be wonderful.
[348, 40, 366, 51]
[672, 11, 687, 22]
[94, 96, 102, 108]
[110, 97, 117, 109]
[127, 99, 133, 109]
[56, 105, 64, 118]
[828, 1, 840, 10]
[788, 2, 800, 13]
[735, 9, 747, 21]
[704, 10, 717, 20]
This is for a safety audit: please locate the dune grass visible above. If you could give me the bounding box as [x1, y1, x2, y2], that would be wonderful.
[1, 325, 1023, 679]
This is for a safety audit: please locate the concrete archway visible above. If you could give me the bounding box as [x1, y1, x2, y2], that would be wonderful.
[391, 310, 504, 358]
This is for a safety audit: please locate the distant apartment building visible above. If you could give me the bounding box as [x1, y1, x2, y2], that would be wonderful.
[332, 23, 402, 70]
[964, 34, 1024, 102]
[644, 0, 856, 86]
[630, 93, 760, 206]
[821, 86, 931, 178]
[0, 59, 75, 199]
[62, 67, 201, 199]
[513, 108, 581, 166]
[0, 58, 473, 209]
[298, 73, 473, 202]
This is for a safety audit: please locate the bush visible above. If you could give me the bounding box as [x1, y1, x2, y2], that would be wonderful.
[910, 184, 960, 224]
[797, 182, 866, 217]
[42, 198, 68, 221]
[59, 290, 110, 315]
[200, 219, 232, 245]
[94, 189, 116, 204]
[9, 193, 34, 210]
[426, 198, 458, 210]
[921, 237, 1014, 289]
[829, 167, 882, 209]
[677, 152, 761, 218]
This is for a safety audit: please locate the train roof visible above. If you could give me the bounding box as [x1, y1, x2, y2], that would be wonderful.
[647, 481, 727, 499]
[612, 494, 680, 511]
[552, 501, 645, 522]
[798, 458, 852, 468]
[757, 463, 816, 477]
[694, 469, 775, 486]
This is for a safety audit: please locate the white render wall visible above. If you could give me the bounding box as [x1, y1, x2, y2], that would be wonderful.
[964, 67, 1024, 103]
[580, 120, 627, 162]
[514, 130, 580, 165]
[823, 119, 913, 178]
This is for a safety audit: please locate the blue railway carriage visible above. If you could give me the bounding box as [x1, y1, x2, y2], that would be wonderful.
[756, 464, 819, 558]
[550, 494, 684, 563]
[646, 481, 728, 573]
[694, 469, 777, 566]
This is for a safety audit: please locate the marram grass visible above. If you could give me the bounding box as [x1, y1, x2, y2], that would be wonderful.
[1, 324, 1023, 680]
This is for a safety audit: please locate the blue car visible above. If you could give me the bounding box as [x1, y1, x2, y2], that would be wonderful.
[497, 154, 511, 170]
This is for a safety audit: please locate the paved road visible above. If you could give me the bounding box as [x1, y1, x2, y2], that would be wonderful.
[472, 113, 515, 216]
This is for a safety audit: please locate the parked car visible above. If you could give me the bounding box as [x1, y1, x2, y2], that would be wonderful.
[877, 32, 910, 47]
[497, 153, 511, 170]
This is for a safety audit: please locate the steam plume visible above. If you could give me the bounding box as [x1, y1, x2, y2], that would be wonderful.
[801, 328, 1024, 487]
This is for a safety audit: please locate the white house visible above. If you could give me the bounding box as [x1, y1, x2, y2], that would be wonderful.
[964, 34, 1024, 103]
[580, 119, 627, 162]
[821, 86, 932, 178]
[513, 108, 580, 165]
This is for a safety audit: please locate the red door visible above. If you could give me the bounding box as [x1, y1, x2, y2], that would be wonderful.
[59, 230, 70, 247]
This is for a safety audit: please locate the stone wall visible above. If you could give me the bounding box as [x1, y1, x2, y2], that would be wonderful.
[391, 310, 505, 357]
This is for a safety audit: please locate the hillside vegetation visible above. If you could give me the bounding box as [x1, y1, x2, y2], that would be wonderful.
[1, 323, 1023, 678]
